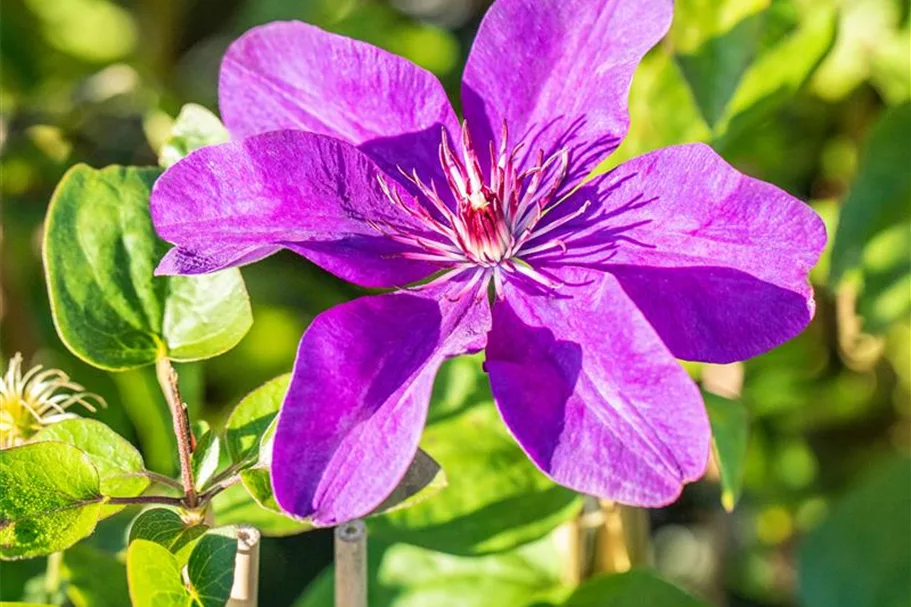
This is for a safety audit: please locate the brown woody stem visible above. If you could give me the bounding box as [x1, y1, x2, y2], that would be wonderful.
[155, 357, 198, 508]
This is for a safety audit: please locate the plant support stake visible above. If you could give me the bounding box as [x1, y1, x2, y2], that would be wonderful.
[335, 520, 367, 607]
[227, 526, 261, 607]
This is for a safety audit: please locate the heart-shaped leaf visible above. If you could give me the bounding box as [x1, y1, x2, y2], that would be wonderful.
[127, 528, 237, 607]
[129, 508, 208, 566]
[44, 164, 252, 371]
[32, 419, 149, 518]
[0, 442, 103, 559]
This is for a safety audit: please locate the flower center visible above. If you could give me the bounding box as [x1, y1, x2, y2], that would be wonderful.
[374, 121, 586, 290]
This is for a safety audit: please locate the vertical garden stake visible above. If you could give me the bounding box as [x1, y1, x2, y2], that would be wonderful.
[335, 520, 367, 607]
[227, 526, 261, 607]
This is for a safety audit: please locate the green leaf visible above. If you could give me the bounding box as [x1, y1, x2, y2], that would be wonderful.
[212, 482, 313, 537]
[830, 103, 911, 282]
[187, 528, 238, 607]
[0, 442, 103, 560]
[44, 164, 252, 371]
[294, 532, 569, 607]
[829, 103, 911, 332]
[811, 0, 910, 104]
[191, 422, 221, 490]
[605, 47, 710, 168]
[799, 457, 911, 607]
[127, 528, 238, 607]
[714, 1, 836, 146]
[159, 103, 230, 168]
[703, 392, 749, 511]
[224, 374, 290, 465]
[129, 508, 208, 566]
[126, 539, 190, 607]
[32, 419, 149, 518]
[560, 570, 710, 607]
[671, 0, 769, 127]
[371, 373, 583, 554]
[62, 543, 130, 607]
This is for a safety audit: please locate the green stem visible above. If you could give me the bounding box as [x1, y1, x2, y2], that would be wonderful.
[143, 470, 184, 491]
[198, 474, 242, 505]
[107, 495, 185, 507]
[45, 551, 63, 599]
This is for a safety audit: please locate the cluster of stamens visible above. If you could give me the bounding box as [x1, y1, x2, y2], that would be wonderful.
[372, 121, 590, 291]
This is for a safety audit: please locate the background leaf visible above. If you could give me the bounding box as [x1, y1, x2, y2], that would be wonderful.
[798, 457, 911, 607]
[294, 532, 569, 607]
[44, 164, 252, 370]
[704, 392, 750, 511]
[371, 361, 583, 555]
[32, 419, 148, 517]
[559, 570, 710, 607]
[0, 442, 103, 559]
[62, 543, 130, 607]
[829, 102, 911, 333]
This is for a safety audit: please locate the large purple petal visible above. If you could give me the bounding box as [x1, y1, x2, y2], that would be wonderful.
[486, 267, 709, 506]
[272, 274, 490, 525]
[220, 21, 457, 182]
[462, 0, 671, 184]
[526, 143, 827, 363]
[151, 129, 443, 288]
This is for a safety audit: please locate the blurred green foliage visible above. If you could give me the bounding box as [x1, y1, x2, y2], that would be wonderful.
[1, 0, 908, 606]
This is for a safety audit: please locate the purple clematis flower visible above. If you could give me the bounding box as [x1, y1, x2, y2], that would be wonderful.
[151, 0, 826, 526]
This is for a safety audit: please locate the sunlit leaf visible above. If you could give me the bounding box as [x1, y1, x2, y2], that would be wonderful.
[671, 0, 769, 127]
[224, 374, 290, 466]
[159, 104, 229, 168]
[126, 540, 189, 607]
[0, 442, 103, 559]
[811, 0, 910, 104]
[830, 103, 911, 333]
[190, 422, 220, 491]
[44, 164, 252, 371]
[799, 457, 911, 607]
[127, 528, 237, 607]
[32, 419, 148, 518]
[714, 1, 837, 146]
